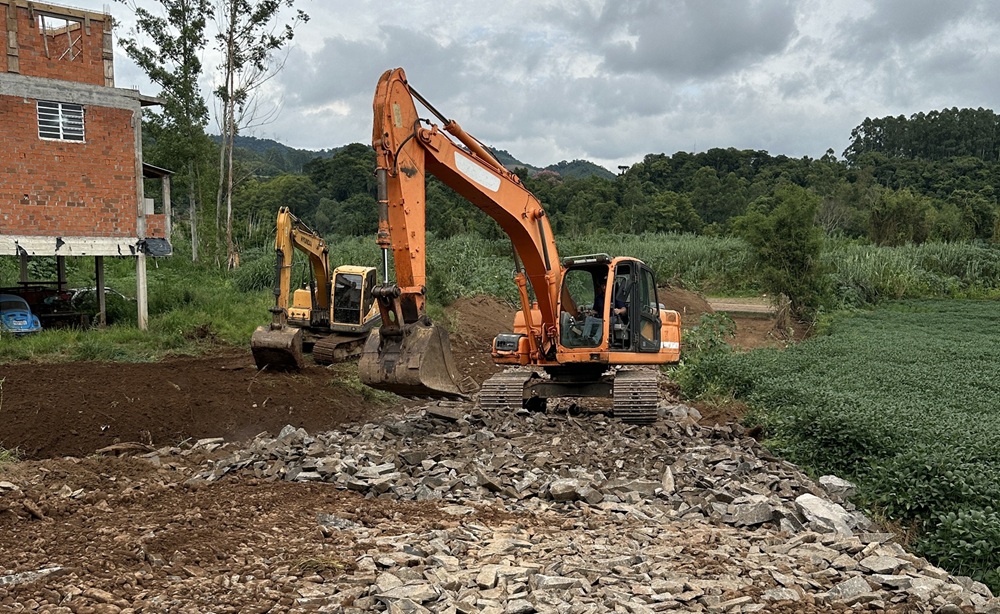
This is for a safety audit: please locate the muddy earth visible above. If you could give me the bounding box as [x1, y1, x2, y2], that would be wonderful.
[5, 292, 986, 613]
[1, 289, 792, 461]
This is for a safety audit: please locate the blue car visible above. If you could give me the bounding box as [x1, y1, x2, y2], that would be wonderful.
[0, 294, 42, 335]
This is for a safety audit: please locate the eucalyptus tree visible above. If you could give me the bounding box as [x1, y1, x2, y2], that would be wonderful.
[212, 0, 308, 268]
[117, 0, 213, 261]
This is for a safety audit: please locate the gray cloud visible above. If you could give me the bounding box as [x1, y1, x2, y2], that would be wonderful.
[591, 0, 798, 79]
[67, 0, 1000, 169]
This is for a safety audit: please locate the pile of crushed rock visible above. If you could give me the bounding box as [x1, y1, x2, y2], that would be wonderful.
[165, 400, 998, 614]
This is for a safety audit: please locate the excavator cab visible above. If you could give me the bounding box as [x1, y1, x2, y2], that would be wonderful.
[558, 264, 608, 349]
[332, 267, 377, 328]
[556, 255, 671, 357]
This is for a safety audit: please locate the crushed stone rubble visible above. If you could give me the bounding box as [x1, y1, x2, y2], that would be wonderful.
[188, 402, 994, 613]
[2, 400, 998, 613]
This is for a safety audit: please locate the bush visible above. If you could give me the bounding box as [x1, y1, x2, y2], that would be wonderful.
[733, 185, 828, 318]
[920, 508, 1000, 588]
[669, 313, 740, 400]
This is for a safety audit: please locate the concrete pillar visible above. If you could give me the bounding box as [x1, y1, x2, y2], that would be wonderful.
[95, 256, 106, 327]
[136, 253, 148, 330]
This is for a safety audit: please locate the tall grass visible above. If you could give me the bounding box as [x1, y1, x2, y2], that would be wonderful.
[825, 241, 1000, 307]
[0, 255, 270, 364]
[3, 234, 999, 363]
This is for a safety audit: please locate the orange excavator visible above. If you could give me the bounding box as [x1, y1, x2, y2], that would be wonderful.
[360, 68, 681, 422]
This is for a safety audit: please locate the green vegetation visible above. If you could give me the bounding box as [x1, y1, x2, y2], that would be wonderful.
[692, 301, 1000, 590]
[141, 105, 1000, 270]
[0, 256, 269, 364]
[5, 234, 1000, 365]
[668, 313, 736, 401]
[733, 185, 827, 317]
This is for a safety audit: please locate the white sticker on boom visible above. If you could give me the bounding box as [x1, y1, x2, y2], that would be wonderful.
[455, 152, 501, 192]
[661, 341, 680, 349]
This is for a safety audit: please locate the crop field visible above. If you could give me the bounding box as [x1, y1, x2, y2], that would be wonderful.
[721, 300, 1000, 588]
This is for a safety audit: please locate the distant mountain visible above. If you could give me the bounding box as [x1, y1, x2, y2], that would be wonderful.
[213, 135, 336, 175]
[486, 148, 616, 180]
[491, 148, 540, 173]
[544, 159, 617, 180]
[222, 135, 617, 180]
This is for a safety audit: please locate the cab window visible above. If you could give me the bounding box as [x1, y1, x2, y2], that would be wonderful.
[559, 268, 603, 348]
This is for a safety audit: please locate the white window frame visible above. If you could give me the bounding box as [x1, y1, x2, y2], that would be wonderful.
[37, 100, 85, 142]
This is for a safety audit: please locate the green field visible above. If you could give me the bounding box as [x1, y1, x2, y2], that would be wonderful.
[713, 300, 1000, 588]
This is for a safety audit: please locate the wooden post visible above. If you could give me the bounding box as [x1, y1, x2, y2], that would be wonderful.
[95, 256, 106, 327]
[56, 256, 67, 291]
[19, 253, 28, 283]
[136, 253, 148, 330]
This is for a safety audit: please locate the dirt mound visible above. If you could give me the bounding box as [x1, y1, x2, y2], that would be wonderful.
[658, 286, 714, 323]
[446, 294, 517, 386]
[448, 294, 517, 347]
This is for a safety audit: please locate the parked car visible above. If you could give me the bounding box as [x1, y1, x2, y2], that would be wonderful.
[0, 293, 43, 335]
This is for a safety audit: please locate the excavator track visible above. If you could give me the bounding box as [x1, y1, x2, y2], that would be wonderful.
[479, 371, 532, 412]
[613, 369, 660, 425]
[312, 334, 366, 365]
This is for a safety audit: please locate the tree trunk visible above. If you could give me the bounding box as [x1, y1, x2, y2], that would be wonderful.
[187, 159, 199, 262]
[215, 137, 225, 233]
[225, 105, 237, 268]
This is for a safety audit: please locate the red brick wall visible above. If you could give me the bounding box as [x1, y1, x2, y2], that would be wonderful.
[2, 3, 107, 85]
[0, 94, 139, 237]
[145, 214, 166, 239]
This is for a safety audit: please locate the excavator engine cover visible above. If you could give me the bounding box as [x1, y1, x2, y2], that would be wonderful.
[251, 325, 305, 371]
[359, 321, 467, 398]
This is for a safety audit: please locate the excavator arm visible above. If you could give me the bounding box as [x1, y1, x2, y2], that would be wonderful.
[371, 67, 562, 355]
[273, 206, 332, 315]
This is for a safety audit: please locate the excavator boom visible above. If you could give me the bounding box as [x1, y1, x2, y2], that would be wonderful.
[360, 68, 563, 398]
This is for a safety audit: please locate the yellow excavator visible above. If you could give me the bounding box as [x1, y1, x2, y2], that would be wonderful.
[360, 68, 681, 422]
[251, 207, 380, 370]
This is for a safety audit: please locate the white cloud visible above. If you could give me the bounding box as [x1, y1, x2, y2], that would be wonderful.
[66, 0, 1000, 170]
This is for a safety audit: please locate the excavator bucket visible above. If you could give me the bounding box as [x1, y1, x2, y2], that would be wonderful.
[359, 322, 470, 398]
[251, 325, 305, 371]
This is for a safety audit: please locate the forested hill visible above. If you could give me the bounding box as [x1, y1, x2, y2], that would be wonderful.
[165, 106, 1000, 252]
[224, 135, 616, 179]
[844, 107, 1000, 162]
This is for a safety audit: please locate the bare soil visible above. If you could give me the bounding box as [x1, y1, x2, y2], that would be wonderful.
[0, 288, 805, 461]
[0, 289, 823, 611]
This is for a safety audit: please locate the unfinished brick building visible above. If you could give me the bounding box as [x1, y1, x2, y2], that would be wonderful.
[0, 0, 170, 328]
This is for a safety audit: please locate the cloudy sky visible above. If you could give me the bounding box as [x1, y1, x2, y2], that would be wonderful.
[66, 0, 1000, 172]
